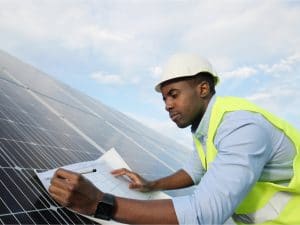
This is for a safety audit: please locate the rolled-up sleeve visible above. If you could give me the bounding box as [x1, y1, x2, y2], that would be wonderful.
[172, 112, 273, 224]
[172, 195, 199, 225]
[182, 149, 204, 184]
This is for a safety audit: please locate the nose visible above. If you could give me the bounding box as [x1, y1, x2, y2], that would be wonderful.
[165, 98, 173, 112]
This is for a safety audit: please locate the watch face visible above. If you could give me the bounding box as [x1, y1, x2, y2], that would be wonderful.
[95, 194, 115, 220]
[95, 202, 112, 220]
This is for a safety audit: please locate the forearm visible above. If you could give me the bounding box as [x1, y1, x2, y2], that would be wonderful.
[149, 169, 194, 191]
[113, 197, 178, 224]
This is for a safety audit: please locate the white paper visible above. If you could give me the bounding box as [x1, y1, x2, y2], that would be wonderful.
[35, 148, 170, 224]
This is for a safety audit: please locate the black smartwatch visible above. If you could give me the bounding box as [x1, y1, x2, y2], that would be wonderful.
[94, 193, 115, 220]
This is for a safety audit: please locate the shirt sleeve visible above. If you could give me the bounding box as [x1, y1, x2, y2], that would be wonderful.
[182, 148, 204, 184]
[172, 111, 273, 225]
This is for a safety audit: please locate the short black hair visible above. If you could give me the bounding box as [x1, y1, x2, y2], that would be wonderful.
[160, 72, 216, 95]
[188, 72, 216, 95]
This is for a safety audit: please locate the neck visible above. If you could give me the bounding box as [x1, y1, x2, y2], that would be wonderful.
[191, 116, 202, 133]
[191, 94, 213, 133]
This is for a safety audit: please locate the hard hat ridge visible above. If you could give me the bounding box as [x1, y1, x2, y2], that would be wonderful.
[155, 53, 219, 92]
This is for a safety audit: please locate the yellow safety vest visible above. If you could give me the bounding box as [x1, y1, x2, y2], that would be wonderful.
[193, 96, 300, 224]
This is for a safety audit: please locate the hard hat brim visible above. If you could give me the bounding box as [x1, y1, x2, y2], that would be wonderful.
[155, 72, 219, 92]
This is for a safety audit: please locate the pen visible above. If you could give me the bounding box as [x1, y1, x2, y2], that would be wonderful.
[45, 168, 97, 181]
[79, 168, 97, 175]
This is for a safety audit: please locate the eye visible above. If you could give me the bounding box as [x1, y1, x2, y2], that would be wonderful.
[170, 91, 178, 99]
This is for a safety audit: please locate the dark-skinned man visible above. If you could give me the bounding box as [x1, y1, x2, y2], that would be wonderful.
[49, 53, 300, 224]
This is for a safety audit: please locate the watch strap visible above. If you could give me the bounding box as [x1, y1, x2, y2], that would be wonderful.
[94, 193, 115, 220]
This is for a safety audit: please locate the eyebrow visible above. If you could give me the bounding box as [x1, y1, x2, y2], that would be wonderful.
[168, 89, 179, 95]
[163, 88, 179, 100]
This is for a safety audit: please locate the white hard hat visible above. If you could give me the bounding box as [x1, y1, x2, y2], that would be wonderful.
[155, 53, 219, 92]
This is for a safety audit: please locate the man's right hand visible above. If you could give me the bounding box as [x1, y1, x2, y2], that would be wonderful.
[111, 168, 153, 192]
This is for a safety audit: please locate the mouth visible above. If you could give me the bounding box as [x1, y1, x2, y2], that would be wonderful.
[170, 112, 180, 122]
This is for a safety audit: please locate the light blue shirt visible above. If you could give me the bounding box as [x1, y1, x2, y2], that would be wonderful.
[172, 95, 296, 225]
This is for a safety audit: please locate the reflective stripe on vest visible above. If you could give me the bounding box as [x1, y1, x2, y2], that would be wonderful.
[193, 96, 300, 224]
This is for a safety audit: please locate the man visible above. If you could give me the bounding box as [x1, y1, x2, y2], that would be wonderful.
[49, 53, 300, 224]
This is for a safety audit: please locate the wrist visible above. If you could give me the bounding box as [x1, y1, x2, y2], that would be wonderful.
[94, 193, 116, 220]
[147, 180, 158, 191]
[90, 191, 103, 215]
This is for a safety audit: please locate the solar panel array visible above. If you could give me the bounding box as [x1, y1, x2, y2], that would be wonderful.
[0, 50, 192, 224]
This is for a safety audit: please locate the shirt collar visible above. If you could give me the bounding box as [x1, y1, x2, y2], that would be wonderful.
[193, 94, 217, 138]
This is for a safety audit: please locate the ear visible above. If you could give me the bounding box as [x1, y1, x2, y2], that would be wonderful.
[197, 81, 210, 98]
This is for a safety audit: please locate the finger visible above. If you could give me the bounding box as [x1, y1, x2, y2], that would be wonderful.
[50, 175, 70, 190]
[111, 168, 130, 176]
[129, 183, 142, 189]
[54, 168, 79, 180]
[110, 168, 123, 174]
[49, 183, 73, 207]
[49, 182, 69, 197]
[111, 168, 141, 184]
[114, 168, 133, 177]
[124, 171, 140, 182]
[49, 192, 69, 207]
[53, 168, 85, 190]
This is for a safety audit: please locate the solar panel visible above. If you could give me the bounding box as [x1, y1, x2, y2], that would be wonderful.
[0, 50, 192, 224]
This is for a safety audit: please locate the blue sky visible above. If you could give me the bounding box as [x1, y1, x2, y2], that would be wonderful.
[0, 0, 299, 149]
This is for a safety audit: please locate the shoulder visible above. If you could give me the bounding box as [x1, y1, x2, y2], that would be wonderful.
[214, 110, 273, 146]
[212, 111, 275, 164]
[219, 110, 268, 128]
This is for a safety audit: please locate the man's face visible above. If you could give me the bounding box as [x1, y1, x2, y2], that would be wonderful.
[161, 79, 204, 129]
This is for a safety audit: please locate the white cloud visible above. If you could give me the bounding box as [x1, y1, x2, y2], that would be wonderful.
[0, 1, 133, 51]
[247, 92, 273, 101]
[1, 0, 299, 141]
[149, 66, 162, 79]
[222, 66, 257, 80]
[2, 0, 300, 76]
[90, 72, 123, 85]
[246, 86, 300, 124]
[83, 25, 132, 42]
[258, 53, 300, 74]
[244, 54, 300, 129]
[181, 1, 300, 68]
[90, 71, 141, 85]
[220, 53, 300, 82]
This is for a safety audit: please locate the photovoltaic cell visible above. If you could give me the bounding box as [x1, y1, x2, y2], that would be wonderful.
[0, 49, 193, 224]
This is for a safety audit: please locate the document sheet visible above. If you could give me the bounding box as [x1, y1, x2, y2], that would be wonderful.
[35, 148, 170, 224]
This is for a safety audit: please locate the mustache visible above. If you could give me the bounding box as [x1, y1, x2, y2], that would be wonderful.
[169, 111, 180, 118]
